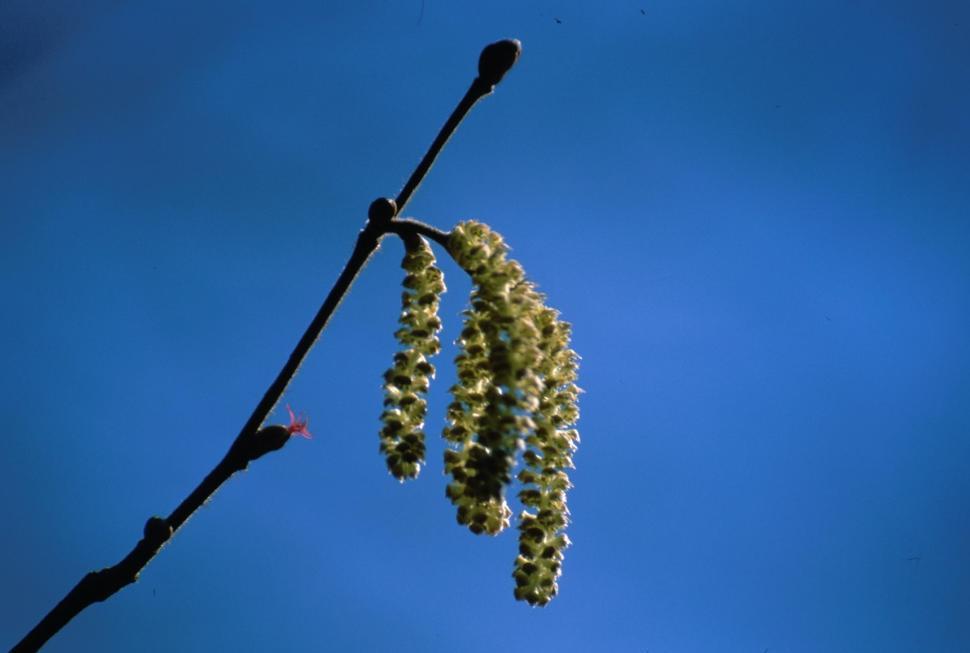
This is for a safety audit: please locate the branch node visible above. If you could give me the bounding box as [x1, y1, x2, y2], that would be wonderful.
[228, 426, 291, 471]
[142, 516, 173, 546]
[368, 197, 397, 227]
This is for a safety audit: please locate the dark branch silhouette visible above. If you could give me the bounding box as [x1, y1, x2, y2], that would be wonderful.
[11, 38, 522, 653]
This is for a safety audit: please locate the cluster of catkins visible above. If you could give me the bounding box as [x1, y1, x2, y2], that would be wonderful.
[380, 221, 580, 607]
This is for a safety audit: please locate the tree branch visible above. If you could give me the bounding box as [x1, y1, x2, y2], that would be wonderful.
[10, 38, 521, 653]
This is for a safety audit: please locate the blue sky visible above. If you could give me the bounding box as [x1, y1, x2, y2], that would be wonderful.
[2, 2, 969, 651]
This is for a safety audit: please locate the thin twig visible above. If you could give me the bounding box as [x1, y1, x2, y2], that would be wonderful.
[394, 39, 521, 215]
[10, 38, 521, 653]
[388, 217, 452, 249]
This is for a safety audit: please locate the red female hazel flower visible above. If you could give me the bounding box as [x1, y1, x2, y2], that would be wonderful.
[286, 404, 313, 439]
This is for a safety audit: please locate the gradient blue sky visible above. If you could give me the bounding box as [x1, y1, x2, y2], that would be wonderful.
[2, 2, 969, 652]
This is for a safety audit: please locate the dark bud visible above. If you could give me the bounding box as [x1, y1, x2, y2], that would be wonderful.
[368, 197, 397, 226]
[477, 39, 522, 88]
[228, 425, 290, 470]
[143, 516, 172, 544]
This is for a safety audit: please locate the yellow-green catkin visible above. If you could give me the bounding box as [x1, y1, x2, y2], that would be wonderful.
[380, 237, 445, 480]
[512, 306, 580, 606]
[446, 221, 581, 606]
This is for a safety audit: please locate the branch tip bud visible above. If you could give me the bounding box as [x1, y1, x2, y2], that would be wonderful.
[478, 39, 522, 89]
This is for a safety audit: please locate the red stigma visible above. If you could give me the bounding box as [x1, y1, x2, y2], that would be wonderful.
[285, 404, 312, 439]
